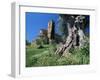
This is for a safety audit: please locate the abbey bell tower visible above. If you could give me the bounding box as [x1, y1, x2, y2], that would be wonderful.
[47, 20, 55, 43]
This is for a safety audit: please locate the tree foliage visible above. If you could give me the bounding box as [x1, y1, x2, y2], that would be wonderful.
[58, 14, 75, 40]
[26, 40, 31, 46]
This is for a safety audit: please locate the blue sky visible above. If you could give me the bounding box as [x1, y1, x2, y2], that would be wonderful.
[26, 12, 59, 42]
[26, 12, 89, 42]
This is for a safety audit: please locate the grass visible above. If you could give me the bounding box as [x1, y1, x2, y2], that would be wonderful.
[26, 43, 90, 67]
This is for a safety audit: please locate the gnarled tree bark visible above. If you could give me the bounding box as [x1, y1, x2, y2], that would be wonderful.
[55, 15, 86, 56]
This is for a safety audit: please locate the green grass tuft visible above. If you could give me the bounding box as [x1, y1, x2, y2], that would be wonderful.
[26, 44, 90, 67]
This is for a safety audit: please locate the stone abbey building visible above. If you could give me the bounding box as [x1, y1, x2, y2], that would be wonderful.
[39, 20, 55, 44]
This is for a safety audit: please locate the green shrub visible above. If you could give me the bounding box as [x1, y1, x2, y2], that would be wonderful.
[26, 42, 90, 67]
